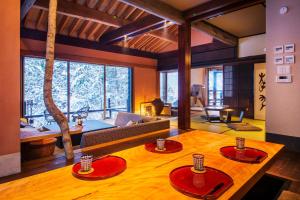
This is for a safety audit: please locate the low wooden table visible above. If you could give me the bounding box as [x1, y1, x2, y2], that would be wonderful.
[3, 130, 283, 200]
[20, 120, 116, 143]
[205, 105, 234, 122]
[204, 105, 229, 111]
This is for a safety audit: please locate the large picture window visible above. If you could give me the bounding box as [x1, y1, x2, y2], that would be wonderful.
[70, 62, 105, 120]
[23, 57, 132, 126]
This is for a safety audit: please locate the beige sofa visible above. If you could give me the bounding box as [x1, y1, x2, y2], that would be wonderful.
[80, 112, 170, 148]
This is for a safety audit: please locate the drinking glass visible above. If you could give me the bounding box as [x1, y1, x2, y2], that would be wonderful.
[156, 138, 166, 150]
[193, 154, 205, 171]
[80, 155, 93, 172]
[236, 137, 245, 149]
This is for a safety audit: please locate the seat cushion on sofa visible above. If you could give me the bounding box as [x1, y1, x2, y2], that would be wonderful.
[114, 112, 143, 127]
[81, 120, 170, 148]
[141, 116, 158, 122]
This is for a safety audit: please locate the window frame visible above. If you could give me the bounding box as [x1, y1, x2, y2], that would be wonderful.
[21, 55, 133, 121]
[159, 70, 178, 106]
[207, 67, 224, 106]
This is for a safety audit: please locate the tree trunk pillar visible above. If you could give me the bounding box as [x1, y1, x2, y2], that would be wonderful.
[44, 0, 74, 160]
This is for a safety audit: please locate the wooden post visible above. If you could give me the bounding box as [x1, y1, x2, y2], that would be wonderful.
[178, 21, 191, 130]
[44, 0, 74, 160]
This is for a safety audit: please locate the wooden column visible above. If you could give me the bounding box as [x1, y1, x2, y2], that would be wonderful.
[178, 21, 191, 130]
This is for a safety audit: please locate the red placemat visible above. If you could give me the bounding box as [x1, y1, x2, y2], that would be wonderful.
[72, 155, 126, 180]
[220, 146, 268, 163]
[145, 140, 183, 153]
[169, 165, 233, 199]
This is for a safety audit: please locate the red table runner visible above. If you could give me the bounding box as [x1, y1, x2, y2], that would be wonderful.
[145, 140, 183, 154]
[220, 146, 268, 163]
[72, 155, 126, 180]
[169, 165, 233, 199]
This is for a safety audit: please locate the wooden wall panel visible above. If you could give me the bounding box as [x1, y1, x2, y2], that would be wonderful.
[223, 64, 254, 118]
[157, 40, 237, 70]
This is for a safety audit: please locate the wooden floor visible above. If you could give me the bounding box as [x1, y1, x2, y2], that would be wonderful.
[266, 150, 300, 195]
[0, 124, 299, 199]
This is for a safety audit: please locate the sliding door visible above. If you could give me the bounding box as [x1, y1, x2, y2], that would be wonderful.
[160, 71, 178, 107]
[223, 64, 254, 118]
[167, 71, 178, 106]
[208, 68, 223, 106]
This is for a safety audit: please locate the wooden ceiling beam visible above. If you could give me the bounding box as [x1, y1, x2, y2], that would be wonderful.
[184, 0, 241, 20]
[36, 10, 46, 30]
[157, 42, 171, 52]
[184, 0, 265, 21]
[99, 15, 164, 45]
[193, 21, 238, 46]
[117, 0, 264, 46]
[58, 16, 70, 34]
[129, 35, 144, 47]
[141, 37, 157, 50]
[21, 0, 38, 20]
[151, 41, 168, 53]
[78, 21, 92, 39]
[34, 0, 126, 27]
[118, 0, 184, 24]
[135, 36, 151, 49]
[148, 28, 177, 44]
[33, 0, 177, 45]
[69, 19, 82, 37]
[21, 27, 159, 59]
[117, 0, 238, 46]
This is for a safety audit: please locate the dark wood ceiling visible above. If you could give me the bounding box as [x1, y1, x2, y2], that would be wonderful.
[23, 0, 178, 53]
[22, 0, 265, 55]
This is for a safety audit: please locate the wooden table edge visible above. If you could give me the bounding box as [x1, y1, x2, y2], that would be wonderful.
[228, 145, 285, 200]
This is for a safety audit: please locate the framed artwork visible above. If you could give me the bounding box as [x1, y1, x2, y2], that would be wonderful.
[285, 55, 295, 64]
[274, 56, 284, 64]
[284, 43, 295, 53]
[274, 45, 284, 54]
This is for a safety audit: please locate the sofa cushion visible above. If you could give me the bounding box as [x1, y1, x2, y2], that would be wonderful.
[81, 119, 170, 148]
[114, 112, 143, 127]
[141, 116, 158, 123]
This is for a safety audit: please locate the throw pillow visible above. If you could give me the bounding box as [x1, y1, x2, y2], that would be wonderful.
[126, 120, 137, 126]
[20, 121, 28, 128]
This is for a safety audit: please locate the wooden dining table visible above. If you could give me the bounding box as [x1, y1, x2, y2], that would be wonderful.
[0, 130, 283, 200]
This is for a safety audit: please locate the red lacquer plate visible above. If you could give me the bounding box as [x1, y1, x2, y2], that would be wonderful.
[169, 165, 233, 199]
[72, 155, 126, 180]
[220, 146, 268, 164]
[145, 140, 183, 154]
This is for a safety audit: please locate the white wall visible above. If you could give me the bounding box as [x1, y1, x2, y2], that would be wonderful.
[266, 0, 300, 138]
[191, 68, 205, 85]
[239, 34, 266, 57]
